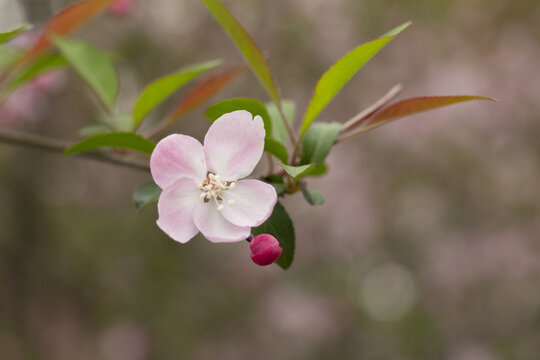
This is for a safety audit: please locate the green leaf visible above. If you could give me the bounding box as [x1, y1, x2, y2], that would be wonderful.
[0, 24, 32, 44]
[300, 122, 340, 165]
[362, 95, 495, 132]
[133, 60, 221, 126]
[300, 22, 411, 136]
[19, 0, 116, 65]
[252, 201, 295, 269]
[78, 124, 109, 137]
[64, 132, 156, 155]
[4, 53, 67, 94]
[265, 174, 286, 196]
[53, 36, 119, 111]
[264, 138, 288, 164]
[116, 114, 135, 132]
[133, 180, 162, 212]
[300, 183, 325, 205]
[266, 100, 295, 145]
[281, 163, 315, 179]
[307, 162, 328, 177]
[205, 97, 272, 136]
[272, 183, 287, 196]
[0, 47, 21, 73]
[201, 0, 281, 105]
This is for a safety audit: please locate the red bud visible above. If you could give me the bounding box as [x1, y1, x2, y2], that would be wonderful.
[250, 234, 282, 266]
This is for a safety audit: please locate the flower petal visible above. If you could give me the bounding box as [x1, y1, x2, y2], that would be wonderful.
[220, 179, 277, 227]
[204, 110, 265, 181]
[150, 134, 207, 189]
[156, 178, 200, 243]
[193, 202, 251, 243]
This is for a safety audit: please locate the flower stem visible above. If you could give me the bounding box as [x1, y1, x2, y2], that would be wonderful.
[0, 128, 150, 172]
[277, 103, 297, 146]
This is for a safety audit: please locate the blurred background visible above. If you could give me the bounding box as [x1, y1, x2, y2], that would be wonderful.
[1, 0, 540, 359]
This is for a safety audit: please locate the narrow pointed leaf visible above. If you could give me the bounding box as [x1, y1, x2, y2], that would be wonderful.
[64, 132, 156, 155]
[300, 183, 325, 205]
[78, 124, 109, 137]
[54, 36, 118, 110]
[0, 24, 32, 44]
[301, 22, 411, 136]
[252, 201, 295, 269]
[205, 97, 272, 136]
[133, 180, 162, 212]
[167, 65, 244, 122]
[0, 48, 21, 74]
[20, 0, 114, 64]
[307, 162, 328, 177]
[266, 100, 295, 145]
[300, 122, 340, 165]
[281, 163, 315, 179]
[362, 95, 495, 132]
[264, 138, 288, 164]
[4, 53, 67, 94]
[133, 60, 221, 126]
[200, 0, 281, 105]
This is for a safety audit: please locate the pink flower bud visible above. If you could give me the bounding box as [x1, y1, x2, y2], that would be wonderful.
[109, 0, 134, 17]
[250, 234, 282, 266]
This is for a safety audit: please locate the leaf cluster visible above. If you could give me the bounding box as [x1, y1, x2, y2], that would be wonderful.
[0, 0, 494, 270]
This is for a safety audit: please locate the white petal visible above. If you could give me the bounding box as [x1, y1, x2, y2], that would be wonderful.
[150, 134, 207, 189]
[156, 178, 200, 243]
[203, 110, 265, 181]
[221, 179, 277, 227]
[193, 201, 251, 243]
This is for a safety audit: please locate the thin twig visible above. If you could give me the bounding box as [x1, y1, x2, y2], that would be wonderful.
[340, 83, 403, 133]
[0, 128, 150, 172]
[277, 103, 297, 146]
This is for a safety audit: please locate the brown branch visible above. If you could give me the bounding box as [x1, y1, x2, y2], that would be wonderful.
[0, 128, 150, 172]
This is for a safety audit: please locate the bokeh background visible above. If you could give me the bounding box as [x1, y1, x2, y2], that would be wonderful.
[1, 0, 540, 359]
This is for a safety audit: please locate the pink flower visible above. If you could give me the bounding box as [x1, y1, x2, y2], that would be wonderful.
[250, 234, 283, 266]
[150, 111, 277, 243]
[109, 0, 134, 17]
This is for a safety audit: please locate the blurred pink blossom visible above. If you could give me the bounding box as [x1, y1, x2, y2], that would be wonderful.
[0, 71, 65, 126]
[109, 0, 134, 17]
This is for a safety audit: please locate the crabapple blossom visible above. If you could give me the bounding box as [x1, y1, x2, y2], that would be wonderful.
[250, 234, 282, 266]
[150, 110, 277, 243]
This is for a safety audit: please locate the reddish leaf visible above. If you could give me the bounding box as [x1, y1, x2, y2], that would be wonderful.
[166, 65, 245, 122]
[363, 95, 494, 130]
[21, 0, 114, 64]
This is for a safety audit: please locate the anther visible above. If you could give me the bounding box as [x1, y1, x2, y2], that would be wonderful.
[228, 199, 235, 206]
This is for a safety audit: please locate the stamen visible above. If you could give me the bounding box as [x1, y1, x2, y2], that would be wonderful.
[198, 172, 236, 210]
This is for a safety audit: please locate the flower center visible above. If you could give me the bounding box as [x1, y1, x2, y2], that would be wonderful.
[198, 172, 235, 211]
